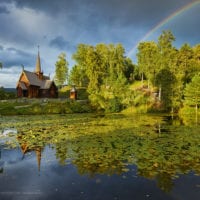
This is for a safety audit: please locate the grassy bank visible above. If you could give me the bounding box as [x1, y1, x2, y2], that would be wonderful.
[0, 99, 93, 115]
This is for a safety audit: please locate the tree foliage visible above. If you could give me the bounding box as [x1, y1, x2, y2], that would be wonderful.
[155, 68, 176, 111]
[54, 53, 69, 87]
[63, 30, 200, 113]
[136, 30, 200, 112]
[137, 41, 159, 85]
[69, 65, 88, 87]
[183, 73, 200, 121]
[184, 73, 200, 107]
[0, 87, 16, 100]
[72, 43, 134, 111]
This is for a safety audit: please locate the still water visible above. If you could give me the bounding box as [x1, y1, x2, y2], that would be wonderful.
[0, 114, 199, 200]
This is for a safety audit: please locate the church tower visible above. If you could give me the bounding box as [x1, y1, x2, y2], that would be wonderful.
[35, 46, 43, 80]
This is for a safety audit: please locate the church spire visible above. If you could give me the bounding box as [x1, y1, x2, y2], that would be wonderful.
[35, 148, 42, 174]
[35, 45, 41, 73]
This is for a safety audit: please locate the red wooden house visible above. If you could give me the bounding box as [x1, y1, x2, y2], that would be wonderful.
[16, 51, 58, 98]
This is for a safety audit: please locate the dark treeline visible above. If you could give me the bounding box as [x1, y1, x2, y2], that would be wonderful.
[68, 30, 200, 114]
[0, 87, 16, 100]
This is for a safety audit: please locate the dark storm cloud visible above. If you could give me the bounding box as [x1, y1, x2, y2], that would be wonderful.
[0, 17, 37, 48]
[6, 0, 199, 48]
[7, 47, 33, 57]
[0, 0, 199, 50]
[2, 0, 199, 43]
[0, 5, 9, 14]
[0, 0, 199, 87]
[49, 36, 75, 51]
[4, 0, 194, 27]
[0, 47, 35, 68]
[5, 0, 78, 16]
[0, 0, 190, 30]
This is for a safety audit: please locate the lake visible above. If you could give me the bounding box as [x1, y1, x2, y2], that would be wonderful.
[0, 113, 199, 200]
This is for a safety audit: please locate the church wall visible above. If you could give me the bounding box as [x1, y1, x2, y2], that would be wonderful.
[28, 86, 40, 98]
[17, 87, 23, 97]
[39, 89, 50, 98]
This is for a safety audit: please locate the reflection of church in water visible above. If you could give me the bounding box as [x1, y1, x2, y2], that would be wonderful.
[20, 142, 42, 172]
[0, 138, 43, 174]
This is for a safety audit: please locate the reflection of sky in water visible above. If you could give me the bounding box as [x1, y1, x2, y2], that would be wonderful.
[0, 114, 200, 199]
[0, 146, 199, 200]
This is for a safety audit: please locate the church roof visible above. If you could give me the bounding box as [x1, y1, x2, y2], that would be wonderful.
[40, 80, 53, 89]
[18, 81, 27, 90]
[23, 70, 42, 86]
[17, 70, 53, 89]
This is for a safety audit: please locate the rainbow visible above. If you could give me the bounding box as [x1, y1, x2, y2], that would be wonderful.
[127, 0, 200, 57]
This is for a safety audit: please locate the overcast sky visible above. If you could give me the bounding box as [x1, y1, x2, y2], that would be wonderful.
[0, 0, 199, 87]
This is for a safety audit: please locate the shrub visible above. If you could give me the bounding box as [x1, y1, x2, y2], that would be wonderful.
[105, 98, 122, 113]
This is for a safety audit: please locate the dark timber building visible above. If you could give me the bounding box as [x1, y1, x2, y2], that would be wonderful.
[16, 50, 58, 98]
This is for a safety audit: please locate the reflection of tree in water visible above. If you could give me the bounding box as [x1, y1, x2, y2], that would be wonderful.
[54, 134, 129, 176]
[5, 114, 200, 192]
[73, 156, 125, 177]
[136, 125, 200, 192]
[65, 127, 200, 192]
[180, 113, 200, 126]
[55, 141, 69, 165]
[157, 172, 174, 193]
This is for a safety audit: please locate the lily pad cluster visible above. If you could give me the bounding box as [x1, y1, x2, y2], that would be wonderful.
[0, 113, 200, 192]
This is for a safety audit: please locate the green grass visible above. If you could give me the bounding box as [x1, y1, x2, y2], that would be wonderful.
[129, 80, 148, 90]
[0, 99, 93, 115]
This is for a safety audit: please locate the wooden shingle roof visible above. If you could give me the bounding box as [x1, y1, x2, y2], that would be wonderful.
[18, 70, 53, 89]
[18, 81, 27, 90]
[40, 80, 53, 89]
[23, 70, 42, 86]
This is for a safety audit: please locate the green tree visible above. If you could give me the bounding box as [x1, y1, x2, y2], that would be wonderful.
[54, 53, 69, 87]
[0, 87, 16, 100]
[193, 44, 200, 74]
[137, 41, 159, 86]
[157, 30, 175, 64]
[72, 44, 90, 69]
[157, 30, 181, 112]
[69, 65, 88, 87]
[177, 43, 195, 84]
[0, 87, 5, 99]
[155, 68, 176, 111]
[97, 44, 128, 111]
[0, 62, 2, 69]
[72, 43, 130, 111]
[73, 44, 106, 94]
[123, 58, 135, 82]
[157, 30, 177, 75]
[184, 73, 200, 121]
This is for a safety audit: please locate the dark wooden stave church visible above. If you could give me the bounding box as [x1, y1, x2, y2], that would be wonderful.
[16, 50, 58, 98]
